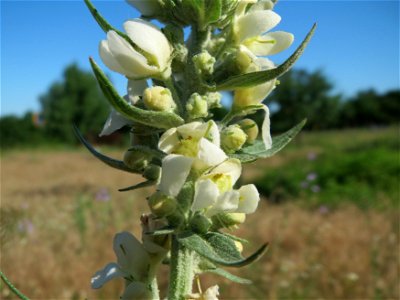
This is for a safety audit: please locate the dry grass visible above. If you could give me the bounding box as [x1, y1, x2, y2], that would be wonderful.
[1, 149, 399, 299]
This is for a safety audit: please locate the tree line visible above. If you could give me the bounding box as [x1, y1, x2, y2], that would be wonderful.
[1, 64, 399, 149]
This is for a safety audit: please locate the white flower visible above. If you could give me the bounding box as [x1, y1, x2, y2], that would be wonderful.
[233, 3, 293, 56]
[191, 159, 260, 217]
[99, 19, 172, 79]
[91, 232, 151, 299]
[158, 121, 227, 171]
[187, 285, 220, 300]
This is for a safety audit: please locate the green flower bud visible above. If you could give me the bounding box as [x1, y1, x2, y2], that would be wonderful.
[148, 192, 177, 217]
[193, 51, 215, 76]
[166, 211, 184, 228]
[186, 93, 209, 120]
[190, 214, 212, 234]
[212, 213, 246, 229]
[123, 149, 151, 171]
[238, 119, 259, 144]
[143, 86, 176, 111]
[221, 125, 247, 153]
[143, 165, 161, 181]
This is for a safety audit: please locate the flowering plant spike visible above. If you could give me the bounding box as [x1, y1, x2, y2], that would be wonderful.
[80, 0, 315, 299]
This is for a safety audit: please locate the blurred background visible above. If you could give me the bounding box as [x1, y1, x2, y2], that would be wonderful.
[1, 1, 399, 299]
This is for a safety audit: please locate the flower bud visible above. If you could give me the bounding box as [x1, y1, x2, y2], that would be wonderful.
[143, 86, 176, 111]
[143, 165, 162, 181]
[221, 125, 247, 153]
[212, 212, 246, 229]
[123, 149, 151, 171]
[141, 214, 171, 254]
[186, 93, 209, 120]
[193, 51, 215, 76]
[148, 192, 177, 217]
[166, 211, 184, 228]
[190, 214, 212, 234]
[237, 119, 259, 144]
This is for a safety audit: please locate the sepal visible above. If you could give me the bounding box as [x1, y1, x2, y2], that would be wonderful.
[229, 119, 306, 163]
[214, 24, 316, 90]
[90, 58, 184, 129]
[118, 180, 155, 192]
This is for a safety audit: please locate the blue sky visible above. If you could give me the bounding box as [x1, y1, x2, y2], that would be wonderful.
[1, 0, 399, 116]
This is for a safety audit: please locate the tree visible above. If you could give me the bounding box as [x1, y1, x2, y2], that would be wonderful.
[266, 69, 341, 132]
[40, 64, 109, 144]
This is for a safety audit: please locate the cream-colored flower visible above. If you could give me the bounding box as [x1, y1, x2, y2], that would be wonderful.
[233, 2, 293, 56]
[187, 285, 220, 300]
[191, 159, 260, 217]
[91, 232, 152, 300]
[100, 19, 172, 79]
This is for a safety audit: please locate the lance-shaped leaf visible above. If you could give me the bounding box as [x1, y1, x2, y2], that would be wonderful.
[73, 125, 139, 174]
[84, 0, 127, 38]
[127, 145, 166, 162]
[177, 232, 268, 267]
[205, 268, 252, 284]
[144, 228, 175, 236]
[118, 180, 155, 192]
[230, 119, 307, 163]
[214, 23, 316, 91]
[90, 58, 184, 129]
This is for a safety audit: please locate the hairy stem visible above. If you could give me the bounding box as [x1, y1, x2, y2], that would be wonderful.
[167, 235, 196, 300]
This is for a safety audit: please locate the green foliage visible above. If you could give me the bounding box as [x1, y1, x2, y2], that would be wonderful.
[40, 64, 109, 144]
[255, 128, 399, 209]
[0, 112, 46, 149]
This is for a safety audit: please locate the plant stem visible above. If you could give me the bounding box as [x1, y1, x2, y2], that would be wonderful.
[167, 235, 196, 300]
[0, 271, 29, 300]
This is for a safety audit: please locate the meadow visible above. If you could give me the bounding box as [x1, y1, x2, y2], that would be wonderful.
[1, 127, 399, 299]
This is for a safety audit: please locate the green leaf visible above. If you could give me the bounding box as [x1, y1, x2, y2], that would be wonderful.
[205, 268, 252, 284]
[220, 232, 249, 245]
[73, 125, 139, 174]
[215, 23, 317, 90]
[118, 180, 155, 192]
[204, 0, 222, 26]
[90, 58, 184, 129]
[230, 119, 307, 163]
[84, 0, 126, 37]
[177, 232, 268, 267]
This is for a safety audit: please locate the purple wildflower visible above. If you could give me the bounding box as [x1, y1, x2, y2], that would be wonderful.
[95, 188, 111, 202]
[306, 172, 317, 181]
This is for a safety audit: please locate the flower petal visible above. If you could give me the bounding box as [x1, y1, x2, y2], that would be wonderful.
[192, 179, 219, 212]
[113, 231, 150, 281]
[127, 79, 148, 104]
[121, 281, 151, 300]
[176, 121, 203, 139]
[99, 109, 132, 136]
[158, 128, 179, 153]
[206, 190, 240, 217]
[235, 10, 281, 43]
[91, 262, 125, 289]
[99, 40, 127, 75]
[237, 184, 260, 214]
[196, 138, 227, 168]
[158, 154, 193, 197]
[204, 285, 220, 300]
[124, 19, 171, 70]
[246, 31, 294, 56]
[208, 158, 242, 186]
[261, 105, 272, 149]
[107, 31, 157, 78]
